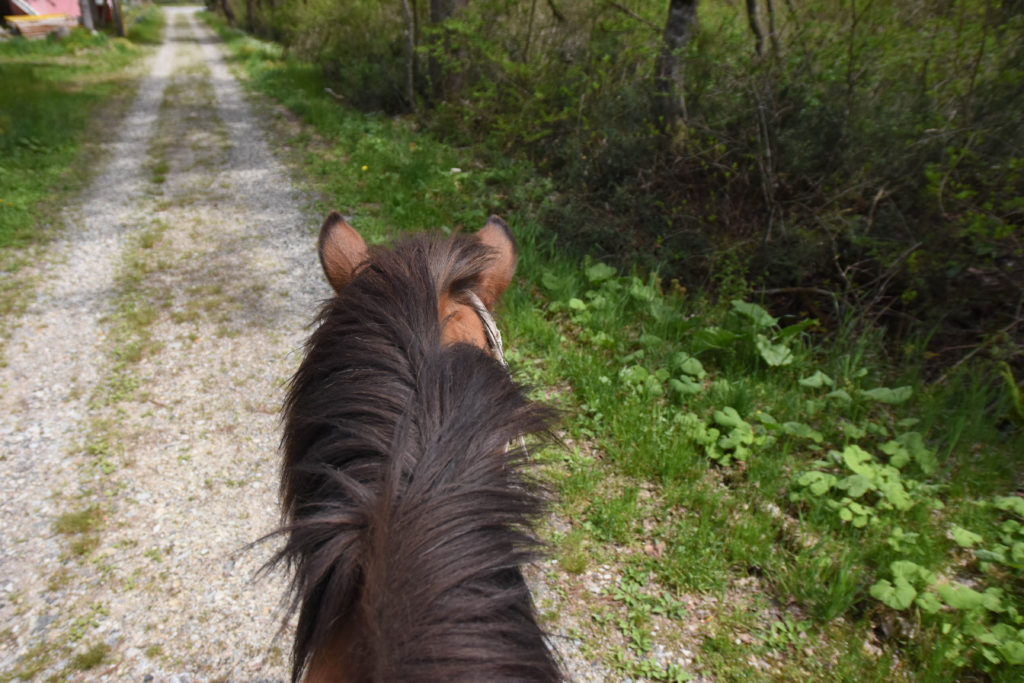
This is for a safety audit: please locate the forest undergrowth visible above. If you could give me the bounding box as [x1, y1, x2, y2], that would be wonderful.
[223, 0, 1024, 384]
[201, 9, 1023, 680]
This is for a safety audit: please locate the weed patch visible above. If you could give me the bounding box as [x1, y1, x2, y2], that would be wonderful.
[0, 640, 56, 682]
[53, 505, 104, 559]
[53, 505, 102, 536]
[70, 641, 109, 671]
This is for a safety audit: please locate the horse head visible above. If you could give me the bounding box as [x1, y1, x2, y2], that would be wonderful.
[317, 211, 517, 351]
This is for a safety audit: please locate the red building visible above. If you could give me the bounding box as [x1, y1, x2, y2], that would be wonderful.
[3, 0, 115, 38]
[6, 0, 86, 16]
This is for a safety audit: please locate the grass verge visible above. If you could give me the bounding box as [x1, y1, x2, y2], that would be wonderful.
[203, 11, 1024, 681]
[0, 7, 163, 249]
[0, 6, 164, 364]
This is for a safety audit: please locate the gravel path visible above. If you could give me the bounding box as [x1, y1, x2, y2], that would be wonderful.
[0, 8, 322, 680]
[0, 7, 642, 681]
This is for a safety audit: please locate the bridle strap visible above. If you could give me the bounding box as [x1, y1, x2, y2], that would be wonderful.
[466, 291, 507, 370]
[466, 291, 528, 457]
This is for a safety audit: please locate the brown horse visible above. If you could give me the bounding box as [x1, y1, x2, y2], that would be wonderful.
[270, 212, 561, 682]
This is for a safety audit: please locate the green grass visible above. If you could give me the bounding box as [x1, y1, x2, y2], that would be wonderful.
[53, 504, 104, 559]
[202, 12, 1024, 680]
[0, 640, 55, 682]
[0, 8, 162, 250]
[126, 5, 166, 44]
[53, 505, 103, 536]
[69, 642, 109, 671]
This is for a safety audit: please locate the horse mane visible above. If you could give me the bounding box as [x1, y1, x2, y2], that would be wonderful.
[272, 232, 561, 681]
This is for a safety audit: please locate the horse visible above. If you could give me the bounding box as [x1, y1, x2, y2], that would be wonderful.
[270, 212, 562, 682]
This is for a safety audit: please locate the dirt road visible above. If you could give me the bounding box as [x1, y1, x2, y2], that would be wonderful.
[0, 7, 628, 680]
[0, 7, 319, 679]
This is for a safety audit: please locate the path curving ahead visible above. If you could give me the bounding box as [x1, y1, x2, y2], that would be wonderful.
[0, 7, 322, 679]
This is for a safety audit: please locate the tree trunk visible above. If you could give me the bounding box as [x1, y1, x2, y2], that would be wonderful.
[111, 0, 124, 37]
[220, 0, 236, 27]
[429, 0, 468, 102]
[765, 0, 779, 54]
[524, 0, 538, 62]
[746, 0, 764, 56]
[401, 0, 417, 112]
[78, 0, 95, 30]
[654, 0, 699, 130]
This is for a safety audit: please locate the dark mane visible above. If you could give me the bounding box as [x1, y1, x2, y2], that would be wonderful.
[272, 232, 560, 681]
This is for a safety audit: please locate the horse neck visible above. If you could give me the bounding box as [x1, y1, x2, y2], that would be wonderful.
[283, 251, 560, 680]
[304, 622, 356, 683]
[301, 350, 557, 681]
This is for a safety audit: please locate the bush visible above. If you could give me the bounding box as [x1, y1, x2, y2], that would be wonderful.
[213, 0, 1023, 369]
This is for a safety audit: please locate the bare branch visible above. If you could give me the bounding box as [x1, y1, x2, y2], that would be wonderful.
[545, 0, 566, 23]
[940, 300, 1024, 381]
[401, 0, 417, 112]
[746, 0, 764, 55]
[765, 0, 780, 54]
[606, 1, 660, 32]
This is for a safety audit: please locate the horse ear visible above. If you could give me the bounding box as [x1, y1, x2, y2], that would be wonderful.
[319, 212, 368, 293]
[474, 215, 517, 309]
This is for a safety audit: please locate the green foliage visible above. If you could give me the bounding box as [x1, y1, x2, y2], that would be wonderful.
[53, 506, 103, 536]
[125, 5, 166, 44]
[216, 0, 1024, 367]
[70, 642, 109, 671]
[53, 504, 104, 559]
[998, 362, 1024, 427]
[538, 253, 1018, 676]
[209, 18, 1024, 678]
[0, 15, 156, 249]
[691, 300, 813, 368]
[763, 614, 813, 655]
[862, 492, 1024, 671]
[596, 567, 692, 681]
[282, 0, 407, 110]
